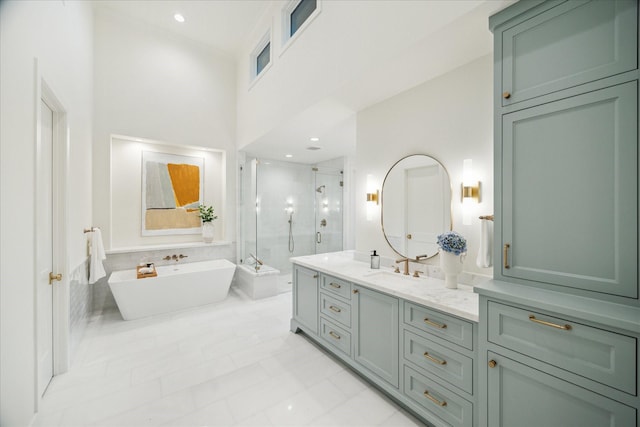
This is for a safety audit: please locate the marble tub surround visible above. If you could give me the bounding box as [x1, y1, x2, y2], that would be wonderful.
[291, 250, 480, 322]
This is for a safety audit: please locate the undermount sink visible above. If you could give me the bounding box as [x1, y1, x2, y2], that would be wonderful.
[363, 270, 415, 280]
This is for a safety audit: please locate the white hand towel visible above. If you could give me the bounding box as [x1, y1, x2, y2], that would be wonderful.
[89, 228, 107, 283]
[476, 219, 493, 268]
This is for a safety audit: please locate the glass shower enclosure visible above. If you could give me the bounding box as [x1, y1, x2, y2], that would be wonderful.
[239, 157, 343, 292]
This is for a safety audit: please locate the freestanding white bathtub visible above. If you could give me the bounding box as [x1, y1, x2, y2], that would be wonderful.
[108, 259, 236, 320]
[236, 263, 280, 299]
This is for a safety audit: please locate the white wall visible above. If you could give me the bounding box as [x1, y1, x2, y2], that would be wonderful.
[93, 9, 237, 250]
[355, 55, 494, 276]
[235, 1, 485, 150]
[0, 1, 94, 425]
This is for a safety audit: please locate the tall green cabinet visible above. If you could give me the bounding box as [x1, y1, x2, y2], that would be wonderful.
[476, 0, 640, 425]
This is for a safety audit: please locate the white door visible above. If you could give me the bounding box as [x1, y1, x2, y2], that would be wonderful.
[37, 99, 54, 397]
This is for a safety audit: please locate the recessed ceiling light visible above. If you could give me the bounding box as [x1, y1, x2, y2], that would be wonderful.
[174, 13, 185, 23]
[310, 137, 320, 142]
[285, 154, 293, 158]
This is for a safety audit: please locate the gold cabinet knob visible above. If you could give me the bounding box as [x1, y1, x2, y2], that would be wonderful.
[406, 234, 412, 239]
[503, 91, 511, 99]
[488, 359, 497, 368]
[49, 272, 62, 285]
[352, 289, 359, 294]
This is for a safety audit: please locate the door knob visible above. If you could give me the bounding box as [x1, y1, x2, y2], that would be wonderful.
[49, 272, 62, 285]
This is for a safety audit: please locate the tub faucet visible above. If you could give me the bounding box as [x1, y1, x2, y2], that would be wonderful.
[249, 253, 263, 265]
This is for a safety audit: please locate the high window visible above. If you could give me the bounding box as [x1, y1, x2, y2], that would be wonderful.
[256, 42, 270, 76]
[282, 0, 320, 48]
[290, 0, 316, 36]
[250, 31, 271, 84]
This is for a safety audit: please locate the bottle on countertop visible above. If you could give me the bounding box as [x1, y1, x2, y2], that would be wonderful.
[370, 250, 380, 269]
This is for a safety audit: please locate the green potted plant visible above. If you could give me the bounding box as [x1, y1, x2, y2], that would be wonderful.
[198, 204, 218, 243]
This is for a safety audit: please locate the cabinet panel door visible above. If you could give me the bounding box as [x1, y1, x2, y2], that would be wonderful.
[488, 301, 636, 394]
[502, 82, 638, 297]
[487, 352, 636, 427]
[501, 0, 637, 105]
[293, 266, 318, 334]
[354, 287, 399, 388]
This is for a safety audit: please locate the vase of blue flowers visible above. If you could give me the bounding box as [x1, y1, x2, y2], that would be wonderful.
[437, 231, 467, 289]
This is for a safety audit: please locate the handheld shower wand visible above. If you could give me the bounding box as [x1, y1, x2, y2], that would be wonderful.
[288, 211, 295, 253]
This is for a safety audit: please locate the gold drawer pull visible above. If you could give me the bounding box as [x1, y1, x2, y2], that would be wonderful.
[529, 315, 572, 331]
[313, 274, 318, 278]
[424, 352, 446, 366]
[503, 243, 510, 269]
[423, 318, 447, 329]
[488, 359, 497, 368]
[329, 282, 341, 289]
[329, 331, 341, 340]
[353, 289, 359, 294]
[329, 305, 341, 313]
[503, 91, 511, 99]
[423, 390, 447, 407]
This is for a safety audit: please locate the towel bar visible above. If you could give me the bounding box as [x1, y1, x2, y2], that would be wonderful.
[84, 227, 99, 233]
[479, 215, 494, 221]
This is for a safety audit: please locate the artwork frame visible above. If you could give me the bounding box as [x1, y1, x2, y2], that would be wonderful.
[141, 151, 205, 236]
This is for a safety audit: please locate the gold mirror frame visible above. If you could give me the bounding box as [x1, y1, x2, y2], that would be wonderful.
[381, 154, 453, 260]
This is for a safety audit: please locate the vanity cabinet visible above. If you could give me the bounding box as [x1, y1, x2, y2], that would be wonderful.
[494, 0, 639, 300]
[501, 81, 637, 298]
[499, 0, 637, 106]
[479, 1, 640, 425]
[353, 286, 399, 388]
[291, 263, 478, 427]
[292, 265, 319, 334]
[487, 351, 636, 427]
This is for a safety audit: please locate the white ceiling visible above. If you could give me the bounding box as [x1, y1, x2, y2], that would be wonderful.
[93, 0, 514, 164]
[93, 0, 271, 56]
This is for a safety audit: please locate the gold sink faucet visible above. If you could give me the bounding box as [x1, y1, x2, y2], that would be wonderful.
[395, 258, 410, 275]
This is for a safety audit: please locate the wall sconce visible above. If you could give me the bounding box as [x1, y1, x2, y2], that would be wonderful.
[366, 190, 379, 205]
[366, 174, 379, 221]
[461, 159, 481, 225]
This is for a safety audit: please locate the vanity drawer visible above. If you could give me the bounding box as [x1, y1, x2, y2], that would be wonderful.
[320, 317, 351, 357]
[403, 330, 473, 394]
[320, 292, 351, 328]
[404, 366, 473, 427]
[488, 301, 637, 395]
[404, 303, 473, 351]
[320, 274, 352, 300]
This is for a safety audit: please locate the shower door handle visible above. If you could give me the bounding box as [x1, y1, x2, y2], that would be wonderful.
[316, 232, 322, 244]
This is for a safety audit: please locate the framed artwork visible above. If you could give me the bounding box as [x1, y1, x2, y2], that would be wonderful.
[141, 151, 204, 236]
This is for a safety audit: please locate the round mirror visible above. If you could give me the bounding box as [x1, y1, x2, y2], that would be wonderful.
[381, 154, 452, 259]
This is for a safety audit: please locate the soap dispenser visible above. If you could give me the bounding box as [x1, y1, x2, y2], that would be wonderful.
[370, 250, 380, 269]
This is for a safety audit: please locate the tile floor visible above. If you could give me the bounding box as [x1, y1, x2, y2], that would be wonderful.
[33, 288, 425, 426]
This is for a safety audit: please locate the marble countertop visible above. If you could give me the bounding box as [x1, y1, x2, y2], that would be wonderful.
[290, 251, 479, 322]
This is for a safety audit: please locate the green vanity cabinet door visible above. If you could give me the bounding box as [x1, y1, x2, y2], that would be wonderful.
[292, 265, 319, 334]
[500, 81, 638, 298]
[353, 286, 399, 388]
[487, 352, 636, 427]
[498, 0, 637, 106]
